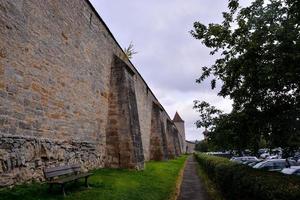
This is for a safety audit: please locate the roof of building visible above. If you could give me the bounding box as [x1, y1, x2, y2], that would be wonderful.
[203, 128, 209, 137]
[173, 112, 184, 122]
[186, 140, 196, 144]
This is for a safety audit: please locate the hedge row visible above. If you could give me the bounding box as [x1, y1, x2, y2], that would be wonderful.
[195, 153, 300, 200]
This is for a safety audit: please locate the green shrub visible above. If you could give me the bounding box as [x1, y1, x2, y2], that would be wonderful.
[195, 153, 300, 200]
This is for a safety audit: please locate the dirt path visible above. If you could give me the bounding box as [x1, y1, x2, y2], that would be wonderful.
[177, 155, 211, 200]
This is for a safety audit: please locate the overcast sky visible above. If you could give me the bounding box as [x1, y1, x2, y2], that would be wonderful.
[90, 0, 250, 141]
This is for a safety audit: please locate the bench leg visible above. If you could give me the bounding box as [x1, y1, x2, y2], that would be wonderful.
[48, 184, 53, 193]
[85, 177, 89, 188]
[61, 184, 66, 197]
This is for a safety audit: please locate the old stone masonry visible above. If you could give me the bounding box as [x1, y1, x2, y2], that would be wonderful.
[0, 0, 187, 186]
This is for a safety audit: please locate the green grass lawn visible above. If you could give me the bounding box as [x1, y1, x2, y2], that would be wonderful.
[0, 155, 187, 200]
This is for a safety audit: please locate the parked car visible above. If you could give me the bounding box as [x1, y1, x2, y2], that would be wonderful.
[271, 147, 282, 157]
[242, 149, 252, 156]
[242, 160, 255, 165]
[258, 148, 269, 155]
[293, 152, 300, 162]
[253, 159, 297, 171]
[230, 156, 259, 164]
[281, 166, 300, 175]
[248, 160, 262, 167]
[258, 147, 282, 159]
[266, 155, 279, 159]
[260, 152, 270, 159]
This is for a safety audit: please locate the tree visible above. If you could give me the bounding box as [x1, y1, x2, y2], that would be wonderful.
[192, 0, 300, 154]
[123, 42, 138, 59]
[195, 140, 210, 152]
[195, 139, 219, 152]
[193, 100, 222, 130]
[193, 101, 256, 152]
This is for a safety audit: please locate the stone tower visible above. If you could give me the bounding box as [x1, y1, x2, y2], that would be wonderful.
[173, 112, 186, 153]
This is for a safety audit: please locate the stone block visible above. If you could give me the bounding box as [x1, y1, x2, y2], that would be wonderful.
[18, 121, 31, 130]
[6, 84, 18, 95]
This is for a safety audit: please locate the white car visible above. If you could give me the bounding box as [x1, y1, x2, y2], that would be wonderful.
[281, 166, 300, 175]
[230, 156, 259, 163]
[266, 155, 279, 159]
[253, 159, 297, 171]
[260, 153, 270, 159]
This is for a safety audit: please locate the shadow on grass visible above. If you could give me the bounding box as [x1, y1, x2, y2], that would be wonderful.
[0, 180, 108, 200]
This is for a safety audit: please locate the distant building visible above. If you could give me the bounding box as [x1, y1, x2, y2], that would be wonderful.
[186, 141, 196, 153]
[203, 128, 209, 140]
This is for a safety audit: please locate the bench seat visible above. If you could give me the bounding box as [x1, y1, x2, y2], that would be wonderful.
[48, 172, 93, 184]
[44, 164, 93, 196]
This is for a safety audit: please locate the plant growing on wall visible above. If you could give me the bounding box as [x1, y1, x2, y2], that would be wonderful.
[123, 42, 138, 59]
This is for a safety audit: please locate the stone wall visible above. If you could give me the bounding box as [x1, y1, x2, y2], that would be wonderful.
[149, 103, 168, 160]
[105, 56, 144, 169]
[166, 120, 180, 158]
[0, 134, 102, 186]
[0, 0, 185, 186]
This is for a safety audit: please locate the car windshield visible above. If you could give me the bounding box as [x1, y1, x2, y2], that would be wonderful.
[273, 161, 286, 168]
[245, 157, 257, 160]
[253, 161, 265, 168]
[288, 160, 297, 166]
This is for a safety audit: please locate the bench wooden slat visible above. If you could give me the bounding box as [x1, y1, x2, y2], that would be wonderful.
[45, 168, 75, 179]
[72, 165, 81, 172]
[44, 164, 82, 179]
[48, 173, 92, 184]
[44, 164, 80, 173]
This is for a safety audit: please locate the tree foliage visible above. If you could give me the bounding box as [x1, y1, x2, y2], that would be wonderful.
[193, 100, 222, 129]
[192, 0, 300, 153]
[195, 139, 217, 152]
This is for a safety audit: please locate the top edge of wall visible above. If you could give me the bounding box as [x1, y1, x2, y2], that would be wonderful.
[85, 0, 174, 122]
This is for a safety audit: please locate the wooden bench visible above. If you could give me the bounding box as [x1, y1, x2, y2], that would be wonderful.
[43, 164, 93, 196]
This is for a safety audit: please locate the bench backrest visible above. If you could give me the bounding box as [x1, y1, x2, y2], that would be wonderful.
[44, 164, 81, 180]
